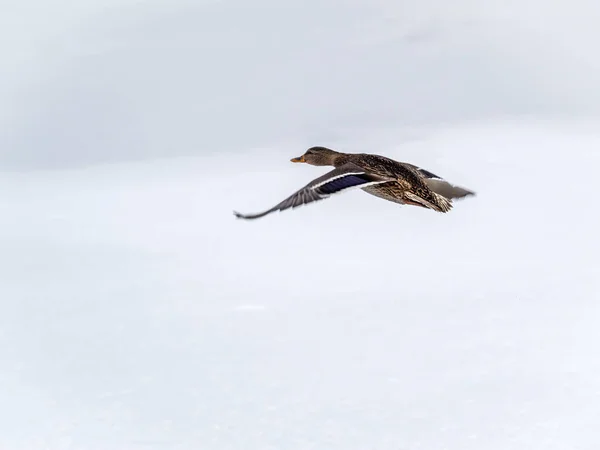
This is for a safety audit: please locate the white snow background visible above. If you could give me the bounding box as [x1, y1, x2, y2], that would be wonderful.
[1, 1, 600, 449]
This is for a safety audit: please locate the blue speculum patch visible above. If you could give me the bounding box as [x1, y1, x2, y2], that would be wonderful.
[318, 174, 372, 195]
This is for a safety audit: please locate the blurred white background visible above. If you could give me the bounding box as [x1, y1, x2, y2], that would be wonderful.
[1, 1, 600, 449]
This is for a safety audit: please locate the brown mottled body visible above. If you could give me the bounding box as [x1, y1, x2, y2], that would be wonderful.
[339, 153, 453, 212]
[362, 183, 415, 206]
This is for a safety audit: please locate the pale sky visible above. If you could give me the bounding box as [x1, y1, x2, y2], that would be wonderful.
[1, 0, 600, 169]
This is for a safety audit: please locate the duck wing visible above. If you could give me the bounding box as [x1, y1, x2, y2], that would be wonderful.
[402, 163, 475, 200]
[234, 164, 391, 220]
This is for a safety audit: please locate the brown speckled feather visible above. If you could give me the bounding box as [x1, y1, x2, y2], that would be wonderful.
[342, 154, 454, 213]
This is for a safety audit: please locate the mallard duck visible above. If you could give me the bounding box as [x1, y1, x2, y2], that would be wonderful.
[234, 146, 474, 220]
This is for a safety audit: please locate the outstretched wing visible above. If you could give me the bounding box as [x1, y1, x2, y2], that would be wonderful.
[403, 162, 475, 200]
[234, 164, 390, 220]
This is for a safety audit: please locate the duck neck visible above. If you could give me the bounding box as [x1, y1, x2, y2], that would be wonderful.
[331, 152, 350, 167]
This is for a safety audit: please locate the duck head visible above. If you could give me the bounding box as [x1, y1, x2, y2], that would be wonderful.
[290, 146, 340, 166]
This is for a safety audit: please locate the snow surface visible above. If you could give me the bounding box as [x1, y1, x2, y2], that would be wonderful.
[1, 1, 600, 449]
[2, 120, 600, 449]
